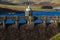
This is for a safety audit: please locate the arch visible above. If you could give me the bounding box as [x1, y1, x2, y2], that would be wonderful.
[18, 19, 27, 24]
[46, 19, 55, 26]
[46, 19, 52, 23]
[6, 19, 15, 24]
[34, 19, 43, 24]
[0, 20, 2, 24]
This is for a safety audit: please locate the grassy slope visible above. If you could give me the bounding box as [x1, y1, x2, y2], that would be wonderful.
[0, 4, 26, 11]
[50, 33, 60, 40]
[0, 4, 42, 11]
[0, 4, 58, 11]
[0, 4, 60, 11]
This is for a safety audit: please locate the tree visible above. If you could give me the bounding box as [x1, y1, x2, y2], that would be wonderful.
[41, 6, 53, 9]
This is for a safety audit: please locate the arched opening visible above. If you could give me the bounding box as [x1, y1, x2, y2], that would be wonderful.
[46, 19, 52, 26]
[0, 20, 2, 25]
[34, 19, 43, 27]
[6, 19, 15, 30]
[18, 19, 27, 25]
[0, 20, 2, 29]
[18, 19, 27, 30]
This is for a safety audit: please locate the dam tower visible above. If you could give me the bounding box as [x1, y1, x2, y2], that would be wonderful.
[25, 6, 34, 27]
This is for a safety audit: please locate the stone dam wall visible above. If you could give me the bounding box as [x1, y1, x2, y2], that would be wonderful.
[0, 16, 60, 40]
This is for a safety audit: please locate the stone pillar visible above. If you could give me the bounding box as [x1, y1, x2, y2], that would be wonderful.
[27, 16, 34, 30]
[25, 5, 34, 30]
[25, 5, 34, 25]
[28, 16, 32, 24]
[2, 17, 6, 29]
[54, 20, 58, 26]
[42, 17, 46, 27]
[50, 19, 54, 24]
[54, 17, 58, 32]
[15, 16, 19, 29]
[42, 20, 46, 27]
[54, 16, 58, 27]
[42, 17, 47, 40]
[26, 13, 33, 25]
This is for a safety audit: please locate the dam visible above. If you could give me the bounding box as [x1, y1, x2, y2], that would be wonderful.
[0, 11, 60, 25]
[0, 6, 60, 40]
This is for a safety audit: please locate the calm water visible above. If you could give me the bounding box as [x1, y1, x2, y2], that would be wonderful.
[32, 11, 60, 16]
[0, 11, 60, 24]
[0, 11, 60, 16]
[0, 13, 25, 16]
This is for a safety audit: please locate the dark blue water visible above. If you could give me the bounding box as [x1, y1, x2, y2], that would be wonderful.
[0, 13, 25, 16]
[0, 11, 60, 16]
[32, 11, 60, 16]
[0, 11, 60, 24]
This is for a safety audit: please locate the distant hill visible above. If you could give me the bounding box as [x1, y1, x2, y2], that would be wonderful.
[0, 0, 60, 6]
[38, 2, 52, 6]
[0, 0, 60, 4]
[0, 1, 19, 5]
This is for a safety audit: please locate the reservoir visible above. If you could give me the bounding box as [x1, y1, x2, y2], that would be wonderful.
[32, 11, 60, 16]
[0, 11, 60, 16]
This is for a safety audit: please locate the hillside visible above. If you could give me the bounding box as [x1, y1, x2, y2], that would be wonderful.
[0, 4, 60, 11]
[50, 33, 60, 40]
[0, 0, 60, 4]
[0, 0, 60, 11]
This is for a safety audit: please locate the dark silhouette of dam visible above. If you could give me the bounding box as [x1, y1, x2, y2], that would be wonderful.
[0, 8, 60, 40]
